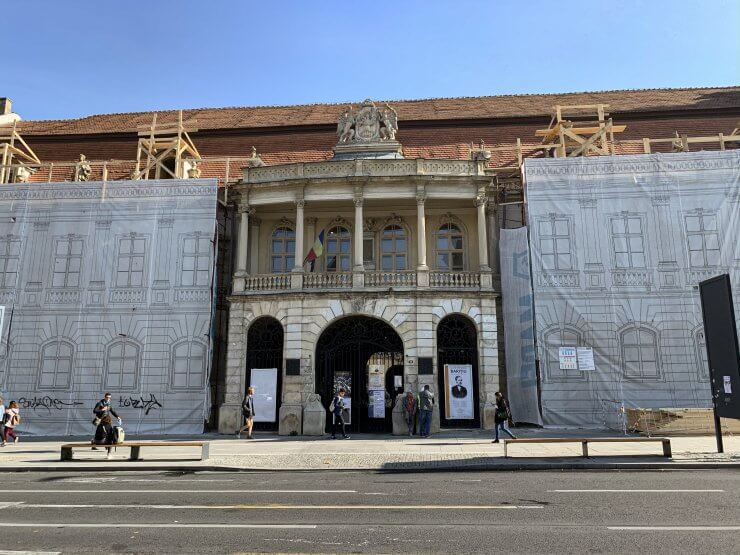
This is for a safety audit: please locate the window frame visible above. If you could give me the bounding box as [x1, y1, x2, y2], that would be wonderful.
[379, 224, 408, 272]
[542, 325, 588, 382]
[37, 339, 75, 391]
[609, 213, 647, 269]
[104, 339, 141, 391]
[0, 236, 21, 289]
[537, 215, 575, 272]
[435, 222, 465, 272]
[51, 235, 84, 289]
[170, 339, 207, 390]
[684, 211, 721, 268]
[620, 325, 661, 380]
[115, 234, 149, 288]
[325, 225, 352, 273]
[269, 225, 296, 274]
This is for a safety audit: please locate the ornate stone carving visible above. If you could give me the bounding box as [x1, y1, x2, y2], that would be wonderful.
[384, 213, 403, 227]
[336, 100, 398, 144]
[470, 139, 491, 162]
[186, 161, 201, 178]
[74, 154, 92, 182]
[247, 146, 265, 168]
[363, 218, 379, 232]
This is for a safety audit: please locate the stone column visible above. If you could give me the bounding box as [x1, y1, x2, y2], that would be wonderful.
[293, 200, 305, 272]
[486, 199, 500, 276]
[151, 216, 174, 305]
[578, 197, 605, 289]
[233, 205, 251, 293]
[416, 192, 428, 270]
[88, 218, 112, 305]
[651, 193, 680, 289]
[306, 217, 317, 253]
[353, 196, 364, 271]
[249, 216, 260, 274]
[476, 192, 491, 271]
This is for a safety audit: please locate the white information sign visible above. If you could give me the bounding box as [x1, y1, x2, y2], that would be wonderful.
[724, 376, 732, 394]
[250, 368, 278, 423]
[369, 389, 385, 418]
[444, 364, 474, 420]
[558, 347, 578, 370]
[576, 347, 595, 371]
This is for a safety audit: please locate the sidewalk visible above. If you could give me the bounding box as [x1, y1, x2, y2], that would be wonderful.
[1, 428, 738, 472]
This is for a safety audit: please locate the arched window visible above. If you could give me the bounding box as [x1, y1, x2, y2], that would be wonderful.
[326, 226, 351, 273]
[38, 340, 74, 390]
[171, 340, 207, 389]
[436, 223, 464, 271]
[694, 328, 709, 381]
[380, 225, 407, 271]
[104, 340, 140, 390]
[543, 326, 585, 381]
[270, 226, 296, 273]
[621, 326, 660, 380]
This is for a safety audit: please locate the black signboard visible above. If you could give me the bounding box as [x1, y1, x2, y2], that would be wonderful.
[418, 357, 433, 375]
[699, 274, 740, 420]
[285, 358, 301, 376]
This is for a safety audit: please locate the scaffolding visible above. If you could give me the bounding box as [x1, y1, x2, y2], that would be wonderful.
[133, 110, 202, 180]
[0, 121, 41, 184]
[535, 103, 626, 158]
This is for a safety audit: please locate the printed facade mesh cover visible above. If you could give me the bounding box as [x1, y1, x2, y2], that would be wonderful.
[523, 151, 740, 427]
[0, 179, 218, 435]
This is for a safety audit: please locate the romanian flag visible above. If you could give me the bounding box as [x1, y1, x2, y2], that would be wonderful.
[304, 229, 325, 271]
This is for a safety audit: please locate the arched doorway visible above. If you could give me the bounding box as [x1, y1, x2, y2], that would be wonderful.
[316, 316, 403, 433]
[437, 315, 480, 428]
[246, 316, 284, 431]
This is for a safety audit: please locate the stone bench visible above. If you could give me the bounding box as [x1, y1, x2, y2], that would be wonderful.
[503, 437, 671, 458]
[60, 441, 210, 461]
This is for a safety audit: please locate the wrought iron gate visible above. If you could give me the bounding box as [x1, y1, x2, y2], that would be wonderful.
[246, 316, 284, 431]
[437, 315, 480, 428]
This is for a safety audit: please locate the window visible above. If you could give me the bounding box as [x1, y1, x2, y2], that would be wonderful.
[694, 328, 709, 381]
[38, 340, 74, 390]
[611, 215, 646, 268]
[544, 326, 585, 381]
[538, 217, 573, 271]
[52, 236, 83, 287]
[270, 226, 296, 273]
[685, 212, 720, 267]
[436, 223, 464, 271]
[181, 234, 212, 286]
[621, 326, 660, 379]
[104, 340, 140, 390]
[363, 234, 375, 269]
[380, 225, 407, 271]
[0, 237, 20, 288]
[326, 226, 351, 272]
[116, 236, 146, 287]
[171, 340, 206, 389]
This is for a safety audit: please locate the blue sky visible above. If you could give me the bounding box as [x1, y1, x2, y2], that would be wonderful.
[2, 0, 739, 120]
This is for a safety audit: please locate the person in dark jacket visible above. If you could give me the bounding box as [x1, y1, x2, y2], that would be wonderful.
[92, 393, 121, 451]
[492, 391, 517, 443]
[92, 412, 115, 459]
[330, 388, 350, 440]
[401, 391, 418, 437]
[237, 387, 256, 439]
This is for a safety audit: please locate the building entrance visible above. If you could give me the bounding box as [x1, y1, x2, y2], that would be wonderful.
[245, 316, 283, 431]
[316, 316, 404, 433]
[437, 315, 480, 428]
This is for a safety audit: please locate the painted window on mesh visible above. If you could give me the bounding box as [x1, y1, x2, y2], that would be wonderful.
[544, 326, 586, 381]
[116, 236, 146, 287]
[685, 212, 720, 268]
[621, 326, 660, 380]
[0, 237, 21, 288]
[436, 223, 464, 271]
[326, 226, 351, 272]
[380, 225, 407, 271]
[181, 233, 212, 286]
[610, 215, 646, 268]
[104, 340, 140, 390]
[538, 216, 573, 271]
[38, 340, 74, 390]
[171, 340, 206, 389]
[270, 226, 296, 274]
[694, 328, 710, 382]
[52, 236, 84, 288]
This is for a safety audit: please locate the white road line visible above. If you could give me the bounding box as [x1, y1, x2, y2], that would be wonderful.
[9, 503, 544, 510]
[549, 489, 724, 493]
[0, 523, 316, 530]
[0, 489, 355, 494]
[608, 526, 740, 531]
[60, 478, 235, 483]
[0, 551, 61, 554]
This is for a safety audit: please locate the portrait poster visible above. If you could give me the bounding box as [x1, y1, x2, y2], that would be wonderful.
[369, 389, 385, 418]
[444, 364, 474, 420]
[250, 368, 278, 423]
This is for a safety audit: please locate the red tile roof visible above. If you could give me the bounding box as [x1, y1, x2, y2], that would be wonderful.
[14, 87, 740, 136]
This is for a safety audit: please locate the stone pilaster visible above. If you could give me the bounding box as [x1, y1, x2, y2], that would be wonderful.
[651, 194, 680, 289]
[578, 197, 605, 289]
[151, 216, 174, 305]
[88, 219, 111, 306]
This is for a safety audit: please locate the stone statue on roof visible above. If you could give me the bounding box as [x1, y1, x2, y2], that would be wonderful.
[379, 103, 398, 141]
[337, 110, 355, 143]
[75, 154, 92, 182]
[332, 100, 403, 159]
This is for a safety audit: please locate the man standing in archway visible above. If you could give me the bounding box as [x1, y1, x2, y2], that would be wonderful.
[419, 385, 435, 437]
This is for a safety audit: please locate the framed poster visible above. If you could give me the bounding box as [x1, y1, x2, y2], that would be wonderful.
[576, 347, 595, 371]
[444, 364, 474, 420]
[558, 347, 578, 370]
[369, 389, 385, 418]
[250, 368, 278, 423]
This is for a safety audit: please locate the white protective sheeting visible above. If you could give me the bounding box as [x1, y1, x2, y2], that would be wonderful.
[0, 179, 218, 436]
[500, 227, 542, 425]
[523, 151, 740, 428]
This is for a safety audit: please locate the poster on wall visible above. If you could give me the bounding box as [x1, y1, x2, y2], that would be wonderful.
[369, 389, 385, 418]
[333, 370, 352, 424]
[576, 347, 595, 371]
[250, 368, 278, 423]
[444, 364, 474, 420]
[558, 347, 578, 370]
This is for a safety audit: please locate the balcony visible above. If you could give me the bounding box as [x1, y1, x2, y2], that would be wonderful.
[235, 270, 492, 294]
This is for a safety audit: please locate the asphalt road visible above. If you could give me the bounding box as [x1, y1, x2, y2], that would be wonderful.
[0, 469, 737, 553]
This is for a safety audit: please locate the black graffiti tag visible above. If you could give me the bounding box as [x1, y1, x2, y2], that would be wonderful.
[119, 393, 163, 415]
[18, 396, 84, 413]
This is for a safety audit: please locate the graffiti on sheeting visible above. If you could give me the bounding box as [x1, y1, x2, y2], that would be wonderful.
[18, 396, 84, 413]
[119, 393, 163, 415]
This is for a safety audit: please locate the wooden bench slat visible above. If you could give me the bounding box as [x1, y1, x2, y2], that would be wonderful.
[502, 437, 671, 458]
[60, 441, 210, 462]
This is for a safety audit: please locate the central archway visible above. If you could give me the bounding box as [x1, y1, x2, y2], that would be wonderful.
[316, 316, 404, 433]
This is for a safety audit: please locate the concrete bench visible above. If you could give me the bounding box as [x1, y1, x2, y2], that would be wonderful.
[502, 437, 671, 458]
[60, 441, 210, 462]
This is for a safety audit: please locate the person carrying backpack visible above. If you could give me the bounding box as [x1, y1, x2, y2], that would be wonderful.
[418, 385, 435, 438]
[492, 391, 517, 443]
[330, 388, 350, 440]
[2, 401, 20, 446]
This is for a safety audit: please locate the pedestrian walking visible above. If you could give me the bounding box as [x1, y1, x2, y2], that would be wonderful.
[2, 401, 20, 446]
[92, 392, 121, 451]
[418, 385, 434, 437]
[402, 390, 418, 437]
[237, 386, 256, 439]
[492, 391, 517, 443]
[0, 396, 5, 446]
[330, 388, 350, 439]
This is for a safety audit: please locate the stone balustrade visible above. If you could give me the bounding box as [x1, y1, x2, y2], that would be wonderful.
[364, 271, 417, 288]
[303, 272, 352, 289]
[244, 273, 291, 291]
[429, 271, 481, 288]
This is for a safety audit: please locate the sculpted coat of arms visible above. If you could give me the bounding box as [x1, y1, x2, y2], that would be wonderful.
[337, 100, 398, 144]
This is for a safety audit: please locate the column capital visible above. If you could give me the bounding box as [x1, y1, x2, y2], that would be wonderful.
[306, 217, 318, 226]
[475, 194, 487, 208]
[238, 204, 255, 216]
[295, 199, 305, 209]
[353, 196, 364, 207]
[416, 192, 427, 205]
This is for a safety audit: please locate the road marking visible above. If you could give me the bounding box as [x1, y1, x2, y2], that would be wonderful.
[0, 503, 24, 509]
[9, 503, 543, 510]
[0, 523, 316, 530]
[60, 478, 235, 483]
[0, 551, 62, 554]
[550, 489, 724, 493]
[0, 489, 356, 494]
[608, 526, 740, 531]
